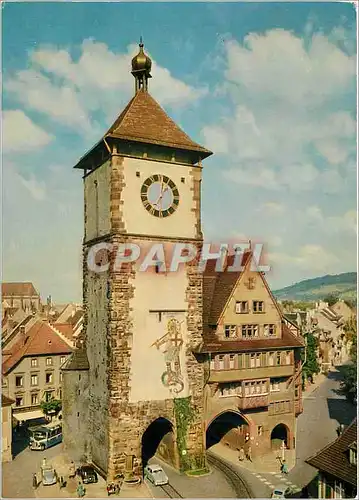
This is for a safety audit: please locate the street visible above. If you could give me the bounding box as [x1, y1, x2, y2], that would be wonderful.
[288, 368, 356, 490]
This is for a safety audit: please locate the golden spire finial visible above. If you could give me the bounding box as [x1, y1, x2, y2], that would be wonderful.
[131, 38, 152, 93]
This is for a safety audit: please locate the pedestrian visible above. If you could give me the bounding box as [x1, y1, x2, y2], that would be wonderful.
[42, 457, 47, 469]
[238, 448, 245, 461]
[246, 446, 252, 462]
[69, 461, 76, 478]
[76, 482, 85, 498]
[281, 460, 288, 475]
[32, 473, 38, 489]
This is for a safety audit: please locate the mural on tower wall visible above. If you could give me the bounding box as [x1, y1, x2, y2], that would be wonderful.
[151, 316, 185, 395]
[128, 266, 190, 403]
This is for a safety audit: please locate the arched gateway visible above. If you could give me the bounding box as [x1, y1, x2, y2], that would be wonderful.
[141, 417, 175, 469]
[206, 411, 251, 450]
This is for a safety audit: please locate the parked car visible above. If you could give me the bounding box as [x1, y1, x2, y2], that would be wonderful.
[76, 465, 98, 484]
[42, 466, 57, 486]
[144, 464, 169, 486]
[271, 484, 289, 499]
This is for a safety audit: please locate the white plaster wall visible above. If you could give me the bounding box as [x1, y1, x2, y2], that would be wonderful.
[121, 157, 197, 238]
[221, 267, 282, 336]
[84, 161, 111, 241]
[129, 261, 190, 403]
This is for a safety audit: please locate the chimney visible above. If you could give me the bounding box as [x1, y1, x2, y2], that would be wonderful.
[20, 325, 26, 345]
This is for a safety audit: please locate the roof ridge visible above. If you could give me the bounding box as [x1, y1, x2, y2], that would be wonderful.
[48, 322, 74, 348]
[105, 90, 211, 154]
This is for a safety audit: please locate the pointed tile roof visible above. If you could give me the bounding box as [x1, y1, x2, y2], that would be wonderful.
[2, 282, 39, 297]
[306, 419, 357, 487]
[2, 321, 72, 375]
[62, 348, 89, 371]
[74, 90, 212, 169]
[105, 90, 211, 155]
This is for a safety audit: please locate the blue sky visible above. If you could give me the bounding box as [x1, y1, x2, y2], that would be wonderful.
[2, 2, 357, 302]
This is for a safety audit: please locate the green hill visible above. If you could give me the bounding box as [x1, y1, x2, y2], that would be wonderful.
[273, 272, 357, 302]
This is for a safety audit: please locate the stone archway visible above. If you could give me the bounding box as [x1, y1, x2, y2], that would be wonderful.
[270, 423, 290, 449]
[206, 411, 250, 450]
[141, 417, 175, 469]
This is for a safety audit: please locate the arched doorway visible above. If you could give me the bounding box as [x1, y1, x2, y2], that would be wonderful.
[206, 411, 249, 450]
[141, 417, 174, 469]
[270, 423, 289, 449]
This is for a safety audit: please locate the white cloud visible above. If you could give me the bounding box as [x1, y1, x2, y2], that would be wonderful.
[305, 205, 357, 234]
[269, 244, 340, 273]
[203, 27, 356, 193]
[5, 40, 207, 134]
[224, 29, 355, 105]
[3, 110, 53, 152]
[15, 172, 47, 201]
[258, 202, 285, 214]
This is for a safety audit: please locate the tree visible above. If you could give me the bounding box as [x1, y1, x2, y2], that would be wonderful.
[340, 363, 357, 404]
[40, 399, 62, 418]
[323, 293, 339, 306]
[302, 332, 320, 384]
[340, 317, 357, 404]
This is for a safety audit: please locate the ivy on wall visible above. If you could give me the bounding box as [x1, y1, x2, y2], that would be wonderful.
[174, 396, 194, 471]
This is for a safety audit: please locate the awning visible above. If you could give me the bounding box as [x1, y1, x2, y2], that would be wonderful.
[13, 410, 44, 421]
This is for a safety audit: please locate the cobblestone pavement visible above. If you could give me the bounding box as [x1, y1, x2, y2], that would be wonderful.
[2, 439, 61, 498]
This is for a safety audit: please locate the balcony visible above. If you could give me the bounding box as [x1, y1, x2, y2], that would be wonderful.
[209, 364, 295, 383]
[237, 394, 269, 410]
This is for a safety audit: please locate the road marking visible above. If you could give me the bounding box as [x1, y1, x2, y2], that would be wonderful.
[259, 477, 267, 482]
[263, 481, 274, 486]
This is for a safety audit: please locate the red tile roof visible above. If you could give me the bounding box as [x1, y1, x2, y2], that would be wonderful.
[306, 419, 357, 487]
[197, 323, 305, 353]
[2, 282, 39, 297]
[203, 252, 251, 326]
[54, 324, 75, 342]
[106, 90, 212, 155]
[2, 321, 72, 375]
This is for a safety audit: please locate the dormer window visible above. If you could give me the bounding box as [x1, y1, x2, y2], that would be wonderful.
[349, 446, 357, 465]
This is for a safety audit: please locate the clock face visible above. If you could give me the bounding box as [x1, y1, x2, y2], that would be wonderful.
[141, 174, 179, 217]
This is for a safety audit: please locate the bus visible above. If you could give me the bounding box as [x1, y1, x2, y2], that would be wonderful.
[29, 422, 62, 451]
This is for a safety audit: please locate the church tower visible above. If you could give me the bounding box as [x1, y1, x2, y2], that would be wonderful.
[62, 40, 212, 480]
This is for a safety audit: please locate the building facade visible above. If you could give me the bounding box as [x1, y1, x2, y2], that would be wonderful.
[2, 395, 14, 462]
[2, 321, 72, 421]
[2, 282, 41, 313]
[199, 254, 304, 456]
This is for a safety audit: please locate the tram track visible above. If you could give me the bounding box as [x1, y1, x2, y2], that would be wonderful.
[207, 451, 253, 498]
[158, 482, 183, 498]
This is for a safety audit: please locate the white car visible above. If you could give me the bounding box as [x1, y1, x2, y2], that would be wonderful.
[271, 484, 290, 499]
[41, 466, 57, 486]
[144, 464, 169, 486]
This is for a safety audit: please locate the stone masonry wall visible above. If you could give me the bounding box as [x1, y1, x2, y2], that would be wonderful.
[62, 370, 90, 462]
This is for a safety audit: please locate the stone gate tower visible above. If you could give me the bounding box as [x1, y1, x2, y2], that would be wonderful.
[62, 41, 213, 480]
